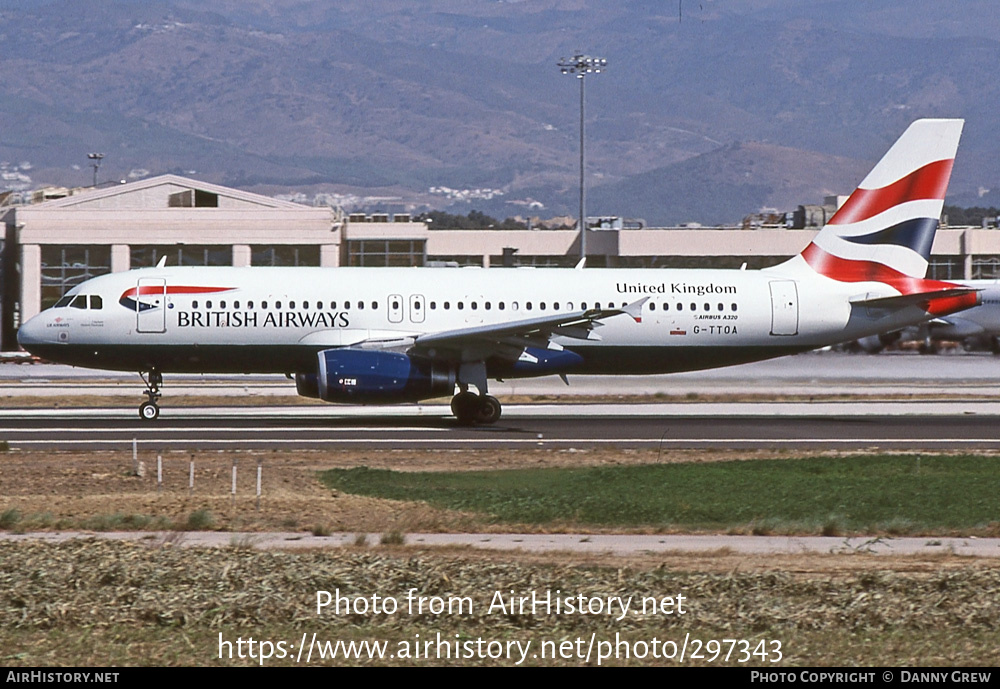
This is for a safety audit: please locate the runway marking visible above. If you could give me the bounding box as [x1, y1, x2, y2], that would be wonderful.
[9, 438, 1000, 446]
[0, 426, 448, 434]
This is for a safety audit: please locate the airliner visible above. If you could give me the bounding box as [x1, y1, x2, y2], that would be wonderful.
[854, 279, 1000, 354]
[17, 119, 978, 424]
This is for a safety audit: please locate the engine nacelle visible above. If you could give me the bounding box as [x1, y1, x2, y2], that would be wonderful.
[297, 349, 455, 404]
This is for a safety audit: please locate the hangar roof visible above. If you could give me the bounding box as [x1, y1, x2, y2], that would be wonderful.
[28, 174, 312, 212]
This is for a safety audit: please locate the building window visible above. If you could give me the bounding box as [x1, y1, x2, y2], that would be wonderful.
[971, 256, 1000, 279]
[347, 240, 426, 267]
[40, 246, 111, 309]
[251, 245, 320, 267]
[927, 257, 963, 281]
[168, 189, 219, 207]
[131, 245, 232, 268]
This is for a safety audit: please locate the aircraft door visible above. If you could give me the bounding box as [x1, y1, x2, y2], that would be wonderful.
[388, 294, 404, 323]
[409, 294, 425, 323]
[136, 278, 167, 333]
[769, 280, 799, 336]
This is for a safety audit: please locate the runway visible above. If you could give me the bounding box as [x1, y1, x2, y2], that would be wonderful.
[3, 351, 1000, 451]
[3, 405, 1000, 450]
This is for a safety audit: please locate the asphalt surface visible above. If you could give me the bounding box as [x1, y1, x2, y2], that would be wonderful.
[2, 407, 1000, 451]
[3, 350, 1000, 450]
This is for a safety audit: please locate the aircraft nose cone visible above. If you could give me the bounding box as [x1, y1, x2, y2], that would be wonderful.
[17, 314, 50, 352]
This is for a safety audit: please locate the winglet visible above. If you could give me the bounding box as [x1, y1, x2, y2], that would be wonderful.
[575, 257, 586, 270]
[156, 256, 167, 268]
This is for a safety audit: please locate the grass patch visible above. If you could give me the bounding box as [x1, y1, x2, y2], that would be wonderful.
[0, 508, 22, 529]
[184, 509, 216, 531]
[319, 454, 1000, 532]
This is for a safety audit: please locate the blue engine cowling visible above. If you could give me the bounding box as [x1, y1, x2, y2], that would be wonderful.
[295, 349, 455, 404]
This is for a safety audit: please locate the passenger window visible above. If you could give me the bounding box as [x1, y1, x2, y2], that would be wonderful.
[70, 295, 88, 309]
[289, 301, 296, 309]
[444, 302, 450, 310]
[717, 303, 724, 311]
[526, 302, 532, 311]
[90, 295, 103, 310]
[553, 302, 560, 310]
[457, 302, 464, 310]
[498, 302, 505, 310]
[663, 303, 669, 311]
[262, 301, 268, 309]
[344, 301, 350, 309]
[206, 300, 213, 309]
[485, 302, 491, 310]
[275, 301, 282, 309]
[221, 301, 227, 309]
[358, 301, 364, 310]
[371, 301, 377, 309]
[704, 303, 710, 311]
[649, 303, 656, 311]
[247, 300, 254, 309]
[540, 302, 546, 310]
[193, 300, 199, 309]
[471, 302, 477, 310]
[430, 301, 436, 310]
[303, 301, 309, 309]
[677, 303, 683, 311]
[581, 302, 587, 309]
[512, 301, 519, 310]
[732, 303, 738, 311]
[234, 301, 240, 309]
[330, 301, 337, 309]
[690, 303, 696, 311]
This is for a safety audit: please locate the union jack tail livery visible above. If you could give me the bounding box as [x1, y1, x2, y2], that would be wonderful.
[791, 119, 964, 294]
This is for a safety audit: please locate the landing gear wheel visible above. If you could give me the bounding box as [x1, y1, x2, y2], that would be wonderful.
[474, 395, 502, 425]
[138, 370, 163, 421]
[451, 391, 481, 425]
[139, 401, 160, 421]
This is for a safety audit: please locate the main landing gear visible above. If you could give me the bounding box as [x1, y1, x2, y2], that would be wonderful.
[138, 370, 162, 421]
[450, 389, 502, 425]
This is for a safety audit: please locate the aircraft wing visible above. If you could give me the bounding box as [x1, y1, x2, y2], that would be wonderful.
[406, 297, 648, 361]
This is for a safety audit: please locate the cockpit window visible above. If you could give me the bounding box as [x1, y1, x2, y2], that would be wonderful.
[54, 296, 73, 308]
[69, 295, 88, 309]
[90, 295, 103, 310]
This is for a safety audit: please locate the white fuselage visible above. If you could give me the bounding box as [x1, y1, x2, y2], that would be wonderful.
[16, 263, 934, 378]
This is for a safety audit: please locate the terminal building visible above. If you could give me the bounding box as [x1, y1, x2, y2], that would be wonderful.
[3, 174, 1000, 351]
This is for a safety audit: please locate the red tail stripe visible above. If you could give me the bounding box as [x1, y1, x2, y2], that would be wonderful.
[801, 243, 955, 295]
[828, 158, 954, 226]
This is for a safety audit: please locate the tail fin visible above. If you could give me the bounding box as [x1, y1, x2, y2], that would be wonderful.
[790, 118, 963, 290]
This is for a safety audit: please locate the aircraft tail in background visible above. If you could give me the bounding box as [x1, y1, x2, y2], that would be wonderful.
[782, 119, 964, 291]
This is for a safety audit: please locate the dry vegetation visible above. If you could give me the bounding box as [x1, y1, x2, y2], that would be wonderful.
[2, 447, 999, 666]
[1, 447, 832, 534]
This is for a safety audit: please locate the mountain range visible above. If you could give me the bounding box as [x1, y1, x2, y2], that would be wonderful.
[2, 0, 998, 224]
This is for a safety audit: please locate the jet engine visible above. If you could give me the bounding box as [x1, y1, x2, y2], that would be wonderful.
[295, 349, 455, 403]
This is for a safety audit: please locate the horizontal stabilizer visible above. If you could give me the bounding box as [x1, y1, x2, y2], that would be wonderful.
[850, 287, 979, 310]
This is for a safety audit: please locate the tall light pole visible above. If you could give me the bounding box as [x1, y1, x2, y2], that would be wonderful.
[558, 53, 606, 263]
[87, 153, 104, 187]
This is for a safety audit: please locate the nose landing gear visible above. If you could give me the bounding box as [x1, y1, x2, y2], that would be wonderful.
[138, 370, 162, 421]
